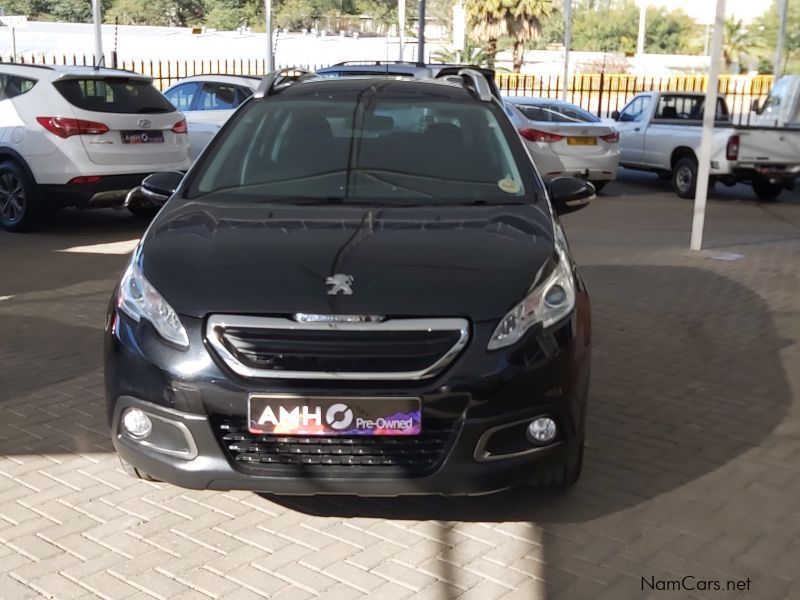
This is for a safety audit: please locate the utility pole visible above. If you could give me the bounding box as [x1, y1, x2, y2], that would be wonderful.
[690, 0, 725, 252]
[774, 0, 788, 76]
[562, 0, 571, 101]
[398, 0, 406, 61]
[416, 0, 426, 65]
[92, 0, 103, 67]
[636, 0, 646, 56]
[265, 0, 273, 72]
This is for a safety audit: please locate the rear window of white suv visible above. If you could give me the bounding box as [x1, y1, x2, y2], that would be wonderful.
[53, 78, 175, 114]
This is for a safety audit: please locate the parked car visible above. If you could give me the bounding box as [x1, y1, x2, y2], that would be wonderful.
[613, 91, 800, 201]
[504, 97, 620, 192]
[163, 75, 260, 159]
[105, 68, 594, 496]
[0, 63, 191, 231]
[316, 61, 503, 100]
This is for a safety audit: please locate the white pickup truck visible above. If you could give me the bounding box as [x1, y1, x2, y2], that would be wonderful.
[612, 91, 800, 201]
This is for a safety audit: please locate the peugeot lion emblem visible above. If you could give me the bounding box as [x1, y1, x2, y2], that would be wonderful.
[326, 274, 354, 296]
[137, 118, 152, 128]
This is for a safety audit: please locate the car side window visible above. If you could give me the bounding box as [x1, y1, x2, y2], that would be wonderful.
[0, 74, 37, 100]
[196, 83, 238, 110]
[619, 96, 651, 122]
[236, 86, 254, 106]
[164, 82, 199, 112]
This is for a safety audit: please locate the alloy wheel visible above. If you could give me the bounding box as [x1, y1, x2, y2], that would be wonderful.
[0, 173, 25, 225]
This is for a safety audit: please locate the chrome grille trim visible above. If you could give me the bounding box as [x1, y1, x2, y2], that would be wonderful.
[205, 315, 470, 381]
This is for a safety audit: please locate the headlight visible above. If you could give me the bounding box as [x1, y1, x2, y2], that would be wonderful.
[487, 239, 576, 350]
[117, 254, 189, 349]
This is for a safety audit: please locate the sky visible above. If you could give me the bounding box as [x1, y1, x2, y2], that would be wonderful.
[644, 0, 770, 24]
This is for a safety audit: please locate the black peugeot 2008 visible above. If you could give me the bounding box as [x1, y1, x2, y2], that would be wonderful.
[104, 70, 593, 495]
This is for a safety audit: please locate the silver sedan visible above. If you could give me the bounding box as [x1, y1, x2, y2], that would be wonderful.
[504, 97, 620, 192]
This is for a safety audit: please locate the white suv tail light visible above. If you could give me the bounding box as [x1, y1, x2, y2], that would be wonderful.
[172, 119, 188, 134]
[36, 116, 109, 138]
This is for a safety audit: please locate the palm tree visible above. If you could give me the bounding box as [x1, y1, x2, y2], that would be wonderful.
[723, 17, 754, 73]
[465, 0, 506, 69]
[505, 0, 554, 72]
[432, 38, 490, 67]
[466, 0, 554, 72]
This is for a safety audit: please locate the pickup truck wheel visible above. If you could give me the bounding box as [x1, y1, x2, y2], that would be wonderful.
[752, 178, 783, 202]
[673, 157, 698, 199]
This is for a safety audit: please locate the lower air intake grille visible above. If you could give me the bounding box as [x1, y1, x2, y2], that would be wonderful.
[214, 417, 455, 474]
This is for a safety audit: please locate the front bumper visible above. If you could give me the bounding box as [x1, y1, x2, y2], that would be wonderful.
[105, 292, 591, 496]
[112, 396, 576, 496]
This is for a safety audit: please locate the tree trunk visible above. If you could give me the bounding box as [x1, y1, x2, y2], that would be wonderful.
[513, 39, 525, 72]
[487, 37, 497, 70]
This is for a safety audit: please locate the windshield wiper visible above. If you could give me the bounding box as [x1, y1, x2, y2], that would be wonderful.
[136, 106, 171, 114]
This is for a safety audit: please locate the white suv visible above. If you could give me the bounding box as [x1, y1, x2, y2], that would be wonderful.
[0, 64, 191, 231]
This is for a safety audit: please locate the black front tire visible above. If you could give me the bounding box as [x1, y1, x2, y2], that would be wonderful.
[0, 161, 42, 232]
[752, 178, 783, 202]
[590, 181, 607, 193]
[525, 437, 584, 491]
[672, 157, 698, 199]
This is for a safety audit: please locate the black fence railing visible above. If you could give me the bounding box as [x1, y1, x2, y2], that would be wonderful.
[2, 54, 775, 125]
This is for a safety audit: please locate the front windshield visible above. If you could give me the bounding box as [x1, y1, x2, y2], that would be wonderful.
[188, 93, 531, 204]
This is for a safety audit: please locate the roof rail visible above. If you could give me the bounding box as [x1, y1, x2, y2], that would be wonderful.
[457, 68, 494, 102]
[332, 60, 418, 67]
[0, 62, 54, 71]
[254, 67, 315, 98]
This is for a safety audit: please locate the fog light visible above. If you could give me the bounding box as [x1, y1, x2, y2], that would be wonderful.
[122, 408, 152, 439]
[527, 417, 557, 445]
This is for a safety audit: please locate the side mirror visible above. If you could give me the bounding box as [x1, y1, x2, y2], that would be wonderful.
[141, 171, 184, 204]
[611, 110, 620, 121]
[751, 98, 761, 114]
[548, 177, 595, 215]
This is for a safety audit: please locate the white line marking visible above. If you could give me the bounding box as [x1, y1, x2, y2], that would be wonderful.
[0, 295, 13, 302]
[58, 239, 139, 255]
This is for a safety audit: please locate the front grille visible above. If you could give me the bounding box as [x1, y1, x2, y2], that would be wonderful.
[206, 316, 469, 380]
[222, 328, 460, 372]
[215, 417, 455, 474]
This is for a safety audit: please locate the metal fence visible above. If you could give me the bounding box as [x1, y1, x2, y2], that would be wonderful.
[2, 53, 776, 124]
[497, 73, 776, 125]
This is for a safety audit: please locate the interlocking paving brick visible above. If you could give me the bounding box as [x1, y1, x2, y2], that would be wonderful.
[1, 186, 799, 599]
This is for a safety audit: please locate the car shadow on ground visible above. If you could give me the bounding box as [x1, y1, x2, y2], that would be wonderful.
[612, 169, 800, 205]
[40, 207, 150, 237]
[264, 264, 793, 598]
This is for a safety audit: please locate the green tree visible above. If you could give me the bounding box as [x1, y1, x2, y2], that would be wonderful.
[539, 0, 698, 55]
[645, 6, 701, 54]
[106, 0, 203, 26]
[753, 0, 800, 74]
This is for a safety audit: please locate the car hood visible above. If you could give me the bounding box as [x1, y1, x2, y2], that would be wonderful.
[140, 200, 556, 322]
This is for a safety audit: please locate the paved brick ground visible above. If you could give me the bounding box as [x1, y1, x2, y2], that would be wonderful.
[1, 171, 799, 600]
